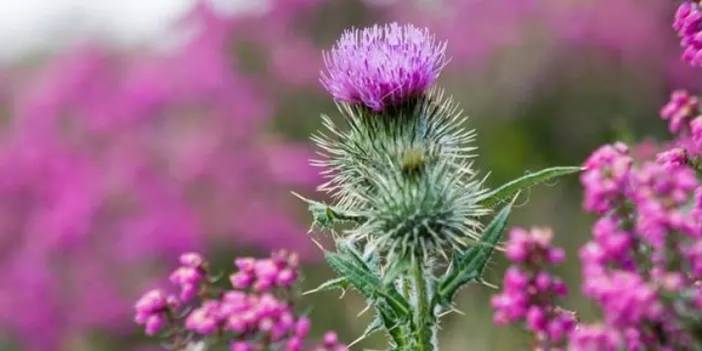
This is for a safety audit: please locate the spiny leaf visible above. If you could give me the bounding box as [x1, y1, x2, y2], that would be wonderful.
[433, 202, 513, 308]
[382, 255, 410, 285]
[347, 315, 384, 348]
[303, 277, 348, 295]
[291, 192, 366, 229]
[477, 166, 582, 208]
[324, 243, 411, 319]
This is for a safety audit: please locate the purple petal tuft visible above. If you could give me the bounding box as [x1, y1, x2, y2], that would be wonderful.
[321, 23, 448, 111]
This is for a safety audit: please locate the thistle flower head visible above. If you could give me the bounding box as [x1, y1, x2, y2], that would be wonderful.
[321, 23, 448, 112]
[313, 90, 486, 263]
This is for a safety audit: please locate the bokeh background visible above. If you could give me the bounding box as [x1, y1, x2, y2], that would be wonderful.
[0, 0, 699, 350]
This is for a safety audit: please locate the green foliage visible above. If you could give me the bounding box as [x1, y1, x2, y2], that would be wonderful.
[433, 202, 513, 309]
[324, 242, 411, 319]
[322, 241, 413, 348]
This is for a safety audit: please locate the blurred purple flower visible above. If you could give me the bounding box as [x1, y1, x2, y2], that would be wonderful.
[675, 1, 702, 67]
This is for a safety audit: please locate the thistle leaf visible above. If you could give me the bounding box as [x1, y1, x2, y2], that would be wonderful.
[303, 277, 348, 295]
[477, 166, 582, 208]
[324, 242, 411, 319]
[382, 256, 410, 285]
[347, 315, 384, 348]
[433, 202, 512, 308]
[292, 192, 366, 229]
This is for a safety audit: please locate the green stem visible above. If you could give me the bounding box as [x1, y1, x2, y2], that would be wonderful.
[412, 256, 434, 351]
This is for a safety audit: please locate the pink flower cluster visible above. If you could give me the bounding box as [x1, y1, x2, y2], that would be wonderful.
[661, 90, 700, 133]
[659, 90, 702, 155]
[170, 253, 207, 301]
[574, 102, 702, 349]
[134, 289, 179, 335]
[568, 324, 622, 351]
[492, 227, 575, 350]
[134, 251, 346, 351]
[580, 143, 632, 214]
[674, 1, 702, 67]
[230, 250, 299, 291]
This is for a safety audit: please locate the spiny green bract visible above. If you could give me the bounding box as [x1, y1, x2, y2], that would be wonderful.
[311, 89, 488, 264]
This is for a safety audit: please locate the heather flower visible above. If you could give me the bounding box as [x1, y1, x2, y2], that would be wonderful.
[574, 136, 702, 349]
[630, 161, 699, 246]
[579, 217, 635, 282]
[134, 289, 176, 336]
[229, 250, 299, 292]
[568, 324, 622, 351]
[583, 271, 663, 327]
[230, 341, 254, 351]
[136, 251, 344, 351]
[321, 23, 447, 111]
[674, 2, 702, 67]
[580, 143, 632, 214]
[656, 147, 688, 170]
[492, 227, 575, 349]
[691, 117, 702, 149]
[170, 252, 207, 301]
[186, 300, 222, 335]
[504, 227, 565, 265]
[660, 90, 699, 133]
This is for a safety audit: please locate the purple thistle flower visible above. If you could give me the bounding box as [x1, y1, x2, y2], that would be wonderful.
[321, 23, 448, 111]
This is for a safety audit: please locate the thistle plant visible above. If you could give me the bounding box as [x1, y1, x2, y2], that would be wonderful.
[299, 23, 580, 351]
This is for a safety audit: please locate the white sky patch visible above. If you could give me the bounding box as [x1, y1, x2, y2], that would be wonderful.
[0, 0, 277, 66]
[0, 0, 197, 65]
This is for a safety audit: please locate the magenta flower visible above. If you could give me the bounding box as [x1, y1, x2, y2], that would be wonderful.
[660, 90, 699, 133]
[656, 147, 688, 170]
[674, 1, 702, 67]
[580, 142, 633, 214]
[583, 271, 663, 327]
[169, 252, 207, 301]
[229, 250, 299, 292]
[135, 251, 346, 350]
[321, 23, 448, 111]
[492, 227, 575, 349]
[568, 324, 622, 351]
[134, 289, 178, 336]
